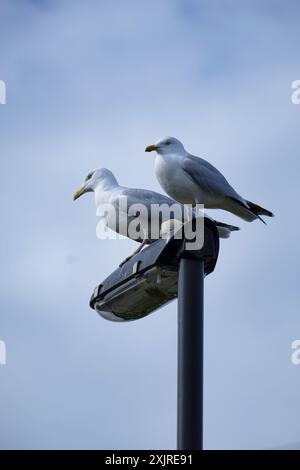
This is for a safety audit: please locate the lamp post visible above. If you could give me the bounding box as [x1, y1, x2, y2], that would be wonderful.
[177, 257, 204, 450]
[90, 218, 219, 450]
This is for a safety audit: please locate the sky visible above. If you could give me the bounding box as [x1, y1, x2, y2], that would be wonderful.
[0, 0, 300, 450]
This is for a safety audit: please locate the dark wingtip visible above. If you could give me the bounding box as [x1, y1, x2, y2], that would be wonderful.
[215, 221, 240, 232]
[229, 225, 240, 231]
[245, 200, 274, 218]
[263, 210, 274, 218]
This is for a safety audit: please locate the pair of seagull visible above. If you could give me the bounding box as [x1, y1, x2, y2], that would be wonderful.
[74, 137, 273, 264]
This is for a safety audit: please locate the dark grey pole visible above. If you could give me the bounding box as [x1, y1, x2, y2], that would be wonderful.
[177, 256, 204, 451]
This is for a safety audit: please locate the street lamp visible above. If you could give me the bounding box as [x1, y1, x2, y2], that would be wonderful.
[90, 217, 219, 450]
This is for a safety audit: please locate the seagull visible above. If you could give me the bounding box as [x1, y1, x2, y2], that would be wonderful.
[73, 168, 240, 265]
[145, 137, 274, 223]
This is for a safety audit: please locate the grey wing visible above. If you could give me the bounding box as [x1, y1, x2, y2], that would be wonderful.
[121, 188, 182, 210]
[120, 188, 186, 239]
[182, 155, 246, 203]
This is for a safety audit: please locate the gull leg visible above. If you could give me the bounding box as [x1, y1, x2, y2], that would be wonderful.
[184, 205, 193, 223]
[119, 239, 148, 267]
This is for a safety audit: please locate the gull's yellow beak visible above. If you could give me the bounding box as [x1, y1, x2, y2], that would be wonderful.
[145, 144, 158, 152]
[73, 186, 87, 201]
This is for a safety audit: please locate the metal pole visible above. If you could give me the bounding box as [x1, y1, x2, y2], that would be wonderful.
[177, 256, 204, 451]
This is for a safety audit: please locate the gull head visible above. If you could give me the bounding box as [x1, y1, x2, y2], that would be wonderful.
[145, 136, 186, 156]
[73, 168, 118, 201]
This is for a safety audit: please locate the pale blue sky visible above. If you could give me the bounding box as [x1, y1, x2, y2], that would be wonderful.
[0, 0, 300, 449]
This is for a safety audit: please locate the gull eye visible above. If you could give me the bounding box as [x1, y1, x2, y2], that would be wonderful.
[165, 141, 171, 145]
[85, 172, 94, 182]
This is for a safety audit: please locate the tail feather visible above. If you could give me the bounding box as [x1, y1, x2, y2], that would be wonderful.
[227, 196, 267, 223]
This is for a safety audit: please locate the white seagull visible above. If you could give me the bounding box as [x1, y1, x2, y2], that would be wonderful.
[145, 137, 274, 223]
[73, 168, 240, 265]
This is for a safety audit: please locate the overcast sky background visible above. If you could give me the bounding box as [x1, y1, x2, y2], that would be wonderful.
[0, 0, 300, 450]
